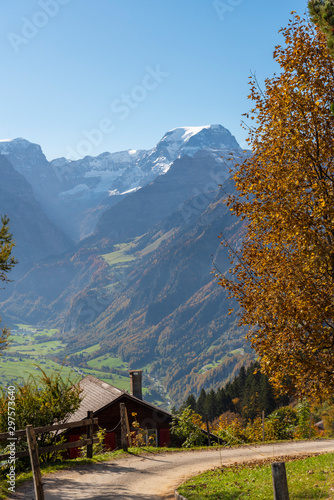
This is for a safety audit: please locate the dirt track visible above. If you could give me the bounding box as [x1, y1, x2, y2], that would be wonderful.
[13, 439, 334, 499]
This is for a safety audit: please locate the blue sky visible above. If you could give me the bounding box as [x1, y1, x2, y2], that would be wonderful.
[0, 0, 308, 160]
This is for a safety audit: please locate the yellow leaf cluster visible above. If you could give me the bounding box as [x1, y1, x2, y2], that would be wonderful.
[219, 16, 334, 401]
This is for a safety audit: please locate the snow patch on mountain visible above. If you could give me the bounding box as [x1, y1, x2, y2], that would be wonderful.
[157, 126, 211, 157]
[0, 125, 242, 240]
[167, 125, 211, 143]
[60, 184, 89, 197]
[83, 168, 126, 193]
[109, 186, 141, 197]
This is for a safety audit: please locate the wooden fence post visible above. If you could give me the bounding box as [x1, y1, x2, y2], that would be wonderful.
[125, 408, 132, 447]
[26, 425, 45, 500]
[86, 410, 94, 459]
[262, 410, 265, 442]
[272, 461, 289, 500]
[120, 403, 128, 451]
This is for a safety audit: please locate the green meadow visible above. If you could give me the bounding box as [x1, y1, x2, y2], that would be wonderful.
[87, 354, 127, 370]
[177, 453, 334, 499]
[199, 348, 246, 374]
[0, 324, 166, 407]
[102, 242, 136, 265]
[1, 324, 130, 390]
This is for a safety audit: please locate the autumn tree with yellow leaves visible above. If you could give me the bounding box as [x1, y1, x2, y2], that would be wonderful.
[218, 14, 334, 400]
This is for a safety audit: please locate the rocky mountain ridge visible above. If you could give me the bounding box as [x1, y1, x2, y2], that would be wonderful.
[0, 154, 72, 281]
[0, 125, 241, 240]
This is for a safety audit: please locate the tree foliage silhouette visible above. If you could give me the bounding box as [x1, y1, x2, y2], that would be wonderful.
[218, 15, 334, 400]
[0, 215, 17, 353]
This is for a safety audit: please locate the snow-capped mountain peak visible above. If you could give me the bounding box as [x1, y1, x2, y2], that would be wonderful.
[158, 126, 210, 157]
[164, 125, 212, 143]
[0, 125, 243, 240]
[157, 124, 241, 159]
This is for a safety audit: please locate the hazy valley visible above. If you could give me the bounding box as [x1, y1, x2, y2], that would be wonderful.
[0, 125, 253, 407]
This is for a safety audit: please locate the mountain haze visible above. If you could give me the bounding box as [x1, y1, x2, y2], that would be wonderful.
[0, 154, 72, 281]
[0, 125, 240, 240]
[92, 148, 244, 245]
[71, 180, 251, 404]
[0, 125, 252, 404]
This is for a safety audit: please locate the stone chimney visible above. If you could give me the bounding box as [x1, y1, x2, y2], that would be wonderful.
[129, 370, 143, 400]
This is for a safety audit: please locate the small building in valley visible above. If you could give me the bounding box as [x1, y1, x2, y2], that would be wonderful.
[66, 371, 172, 457]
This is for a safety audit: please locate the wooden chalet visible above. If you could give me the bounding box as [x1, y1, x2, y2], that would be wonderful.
[65, 371, 172, 457]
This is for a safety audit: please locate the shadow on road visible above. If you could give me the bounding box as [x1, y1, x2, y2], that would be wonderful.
[44, 475, 162, 499]
[14, 462, 163, 500]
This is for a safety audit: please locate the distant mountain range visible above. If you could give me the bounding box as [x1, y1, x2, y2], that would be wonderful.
[0, 125, 253, 405]
[0, 125, 240, 240]
[0, 155, 72, 273]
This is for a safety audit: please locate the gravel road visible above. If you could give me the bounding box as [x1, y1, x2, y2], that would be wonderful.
[13, 439, 334, 500]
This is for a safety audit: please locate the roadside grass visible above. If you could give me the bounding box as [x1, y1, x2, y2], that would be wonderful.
[177, 452, 334, 499]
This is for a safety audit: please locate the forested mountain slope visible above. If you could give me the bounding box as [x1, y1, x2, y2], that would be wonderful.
[0, 130, 252, 404]
[62, 178, 252, 404]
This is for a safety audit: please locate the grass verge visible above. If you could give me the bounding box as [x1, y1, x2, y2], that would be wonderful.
[177, 452, 334, 499]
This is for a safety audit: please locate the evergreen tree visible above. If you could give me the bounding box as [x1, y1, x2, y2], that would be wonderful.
[241, 367, 261, 420]
[225, 365, 246, 412]
[204, 389, 217, 421]
[196, 388, 207, 415]
[258, 373, 277, 416]
[216, 387, 232, 414]
[184, 393, 197, 412]
[179, 362, 289, 422]
[0, 215, 17, 353]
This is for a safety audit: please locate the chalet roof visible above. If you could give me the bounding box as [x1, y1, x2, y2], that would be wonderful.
[67, 375, 172, 423]
[67, 375, 125, 422]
